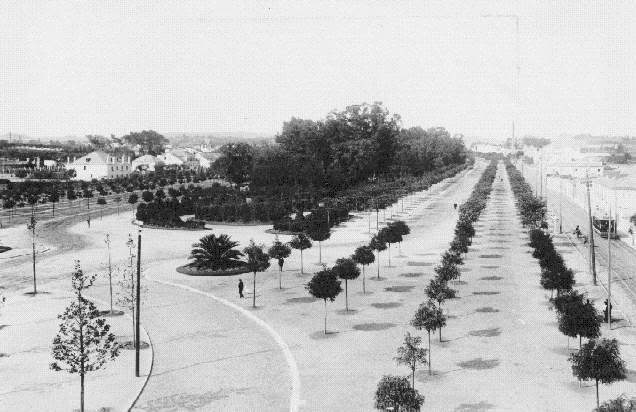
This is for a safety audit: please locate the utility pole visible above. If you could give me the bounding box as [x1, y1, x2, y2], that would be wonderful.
[559, 176, 563, 234]
[607, 204, 612, 328]
[585, 169, 597, 285]
[135, 228, 142, 377]
[539, 152, 544, 199]
[28, 211, 37, 294]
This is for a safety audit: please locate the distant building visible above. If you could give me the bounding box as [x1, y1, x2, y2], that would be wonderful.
[43, 159, 57, 169]
[195, 152, 221, 169]
[546, 161, 604, 178]
[132, 154, 163, 171]
[65, 151, 132, 180]
[158, 149, 198, 169]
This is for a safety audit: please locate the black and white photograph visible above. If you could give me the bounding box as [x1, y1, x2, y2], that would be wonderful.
[1, 1, 636, 411]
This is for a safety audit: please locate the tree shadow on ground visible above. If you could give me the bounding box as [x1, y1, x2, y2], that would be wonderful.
[480, 276, 503, 281]
[454, 401, 497, 411]
[384, 285, 415, 293]
[478, 254, 503, 259]
[468, 328, 501, 337]
[472, 291, 500, 295]
[457, 358, 500, 370]
[400, 272, 423, 278]
[336, 309, 359, 315]
[284, 296, 319, 305]
[370, 302, 402, 309]
[475, 307, 499, 313]
[352, 322, 396, 331]
[407, 261, 433, 266]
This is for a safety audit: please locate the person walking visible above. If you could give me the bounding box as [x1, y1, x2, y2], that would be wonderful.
[453, 203, 457, 210]
[87, 215, 91, 228]
[574, 225, 581, 238]
[238, 279, 244, 298]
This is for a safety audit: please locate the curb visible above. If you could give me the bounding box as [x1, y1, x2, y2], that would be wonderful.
[17, 286, 155, 412]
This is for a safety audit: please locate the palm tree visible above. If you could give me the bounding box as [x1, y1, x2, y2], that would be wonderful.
[189, 234, 244, 270]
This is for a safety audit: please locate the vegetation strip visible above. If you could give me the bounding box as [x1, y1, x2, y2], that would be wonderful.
[506, 160, 628, 410]
[374, 160, 497, 410]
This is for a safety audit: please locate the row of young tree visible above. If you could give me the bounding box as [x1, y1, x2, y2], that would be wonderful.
[374, 161, 498, 411]
[506, 160, 628, 411]
[1, 165, 212, 212]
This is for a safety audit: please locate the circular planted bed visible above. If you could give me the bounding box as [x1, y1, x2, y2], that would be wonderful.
[177, 264, 250, 277]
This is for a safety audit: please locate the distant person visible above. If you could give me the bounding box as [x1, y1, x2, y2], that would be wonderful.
[453, 203, 457, 210]
[604, 299, 613, 321]
[238, 279, 244, 298]
[574, 225, 581, 238]
[87, 216, 91, 228]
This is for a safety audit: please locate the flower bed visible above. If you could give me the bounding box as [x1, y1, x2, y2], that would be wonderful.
[176, 264, 250, 277]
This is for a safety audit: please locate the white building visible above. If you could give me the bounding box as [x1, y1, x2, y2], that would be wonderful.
[195, 152, 221, 168]
[65, 151, 132, 180]
[158, 149, 199, 169]
[132, 154, 163, 171]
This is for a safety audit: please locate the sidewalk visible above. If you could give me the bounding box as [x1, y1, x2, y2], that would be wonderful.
[0, 289, 151, 412]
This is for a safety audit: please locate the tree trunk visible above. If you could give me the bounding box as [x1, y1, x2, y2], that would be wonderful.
[362, 265, 366, 294]
[32, 232, 37, 294]
[79, 293, 85, 412]
[387, 244, 391, 267]
[252, 272, 256, 308]
[52, 201, 55, 217]
[376, 251, 380, 279]
[412, 368, 415, 388]
[279, 265, 282, 289]
[428, 331, 432, 374]
[596, 379, 599, 410]
[80, 368, 85, 412]
[345, 279, 349, 311]
[318, 241, 322, 264]
[324, 299, 327, 334]
[439, 326, 442, 343]
[300, 250, 304, 274]
[579, 335, 582, 351]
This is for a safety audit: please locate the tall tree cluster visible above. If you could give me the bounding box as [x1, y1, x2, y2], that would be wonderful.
[215, 102, 467, 194]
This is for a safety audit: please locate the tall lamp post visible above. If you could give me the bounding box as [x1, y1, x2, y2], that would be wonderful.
[135, 228, 142, 377]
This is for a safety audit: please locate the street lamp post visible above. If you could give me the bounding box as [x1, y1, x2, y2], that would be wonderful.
[135, 228, 142, 377]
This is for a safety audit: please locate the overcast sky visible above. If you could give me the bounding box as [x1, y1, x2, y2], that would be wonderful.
[1, 1, 635, 140]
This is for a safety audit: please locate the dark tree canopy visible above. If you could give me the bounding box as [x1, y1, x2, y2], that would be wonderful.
[352, 245, 375, 266]
[289, 233, 312, 251]
[332, 257, 361, 281]
[374, 375, 425, 411]
[121, 130, 168, 155]
[306, 268, 342, 302]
